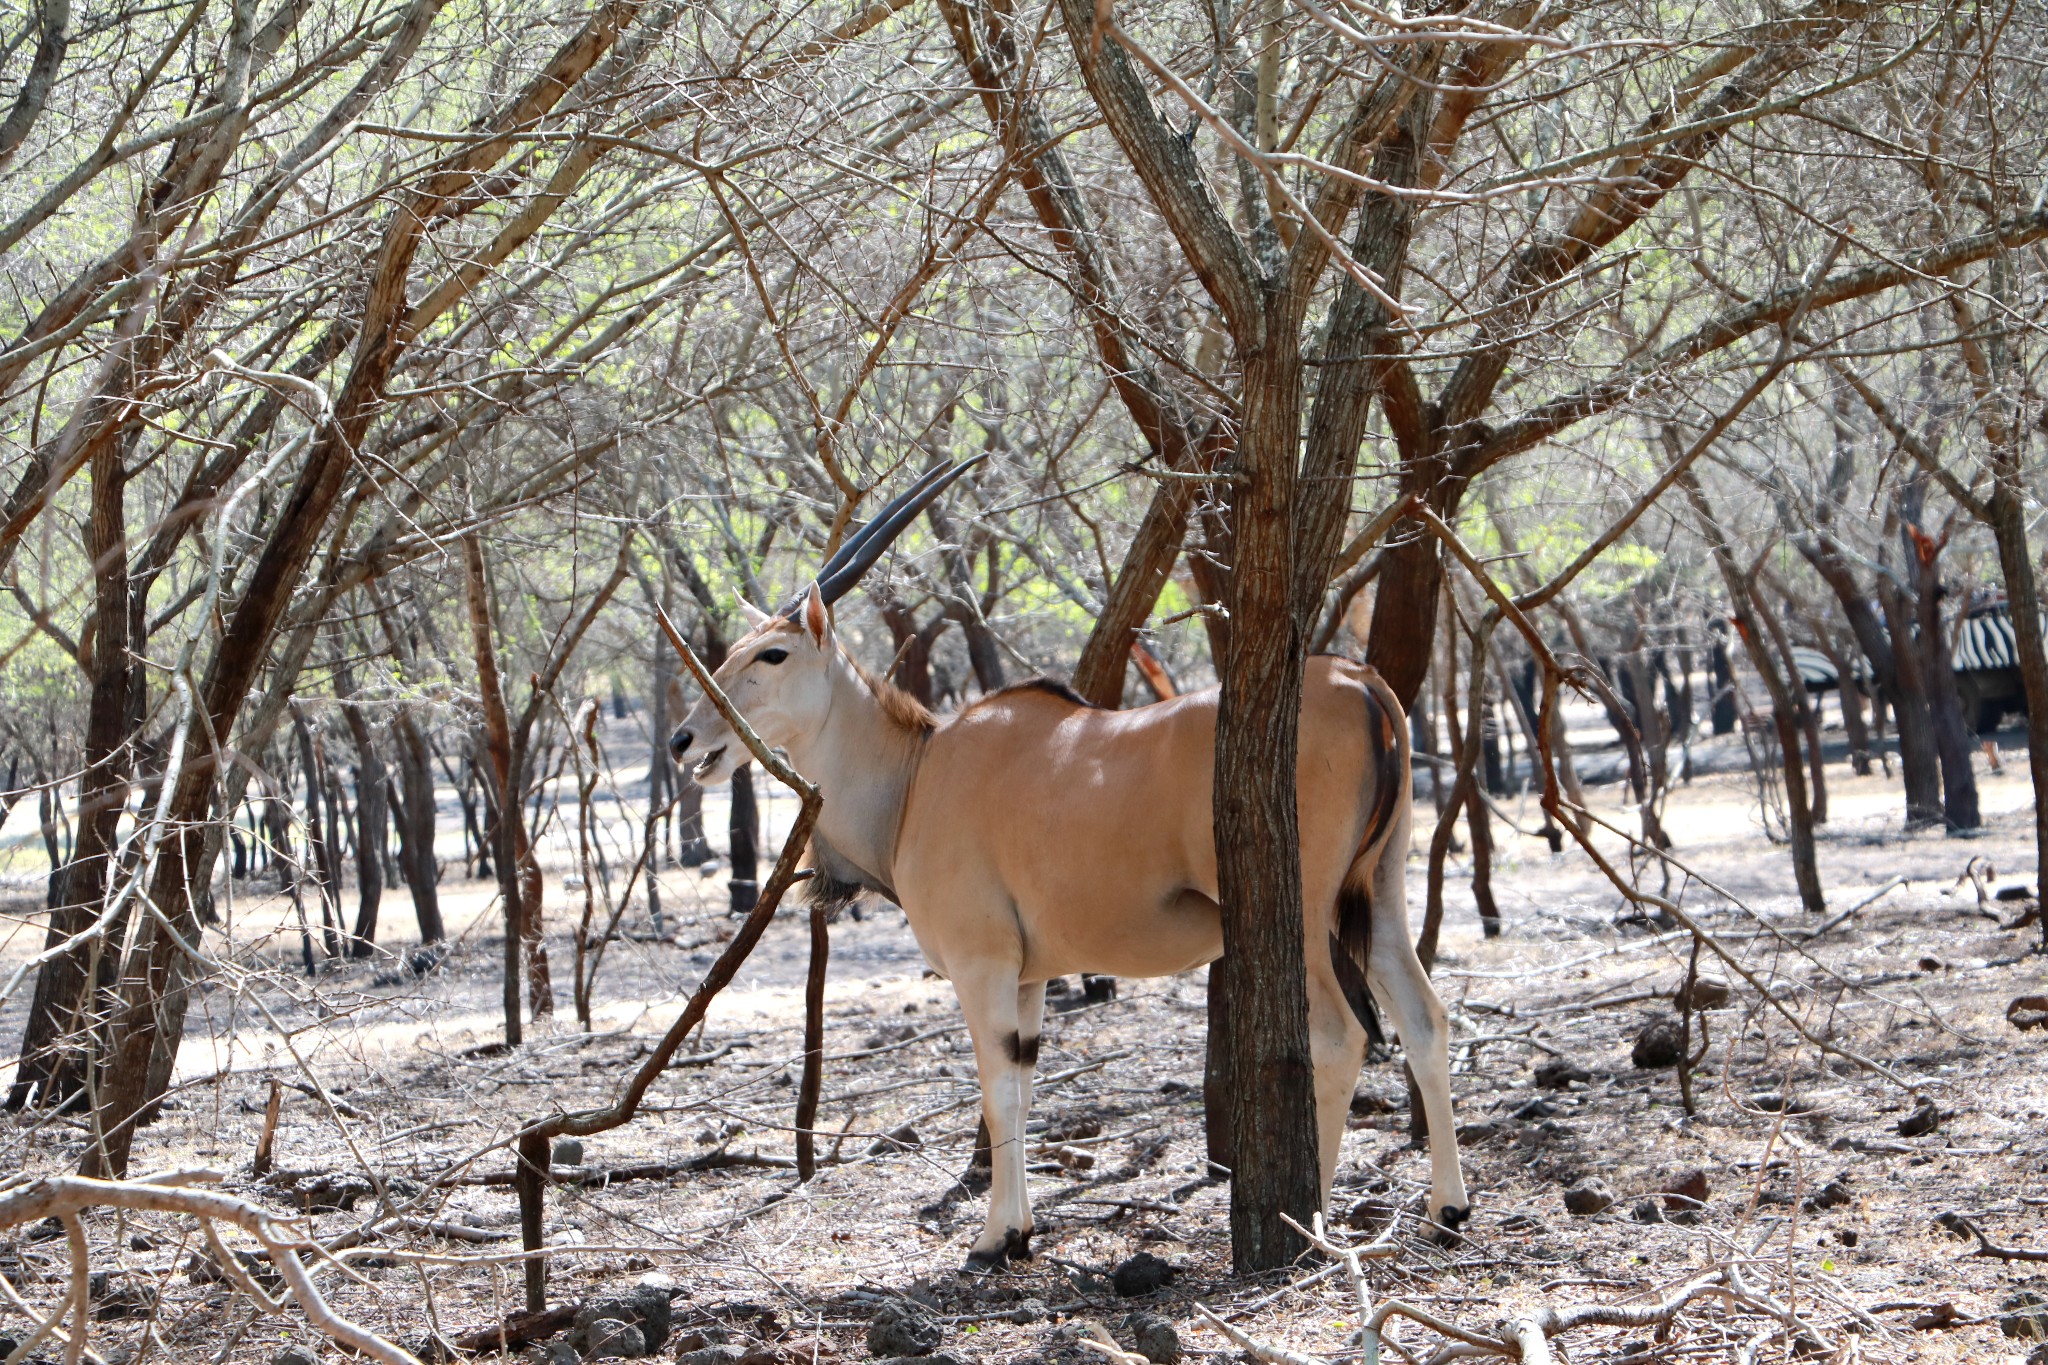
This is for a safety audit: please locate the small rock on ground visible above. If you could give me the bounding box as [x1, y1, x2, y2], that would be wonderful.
[1123, 1313, 1180, 1365]
[1661, 1168, 1709, 1213]
[675, 1348, 746, 1365]
[520, 1344, 580, 1365]
[1630, 1017, 1685, 1069]
[273, 1349, 320, 1365]
[1562, 1179, 1615, 1216]
[1896, 1097, 1942, 1137]
[1111, 1252, 1176, 1297]
[868, 1301, 943, 1357]
[1533, 1059, 1593, 1089]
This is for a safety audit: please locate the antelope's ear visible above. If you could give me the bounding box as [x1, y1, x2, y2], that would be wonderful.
[801, 582, 832, 648]
[738, 598, 773, 629]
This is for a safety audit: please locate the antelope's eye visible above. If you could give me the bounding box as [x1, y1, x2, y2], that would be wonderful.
[758, 648, 789, 666]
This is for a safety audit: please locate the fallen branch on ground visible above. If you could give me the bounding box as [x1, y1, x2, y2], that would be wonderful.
[0, 1169, 418, 1365]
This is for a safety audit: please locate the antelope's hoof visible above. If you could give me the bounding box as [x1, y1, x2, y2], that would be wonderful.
[960, 1227, 1033, 1275]
[1432, 1204, 1471, 1247]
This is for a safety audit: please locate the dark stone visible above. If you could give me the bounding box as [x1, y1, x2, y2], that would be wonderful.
[1512, 1098, 1559, 1121]
[1896, 1098, 1942, 1137]
[1110, 1252, 1176, 1298]
[553, 1138, 585, 1167]
[520, 1344, 580, 1365]
[1533, 1059, 1593, 1090]
[675, 1347, 746, 1365]
[1673, 975, 1730, 1011]
[569, 1320, 645, 1361]
[1009, 1300, 1048, 1325]
[1630, 1017, 1685, 1069]
[1561, 1180, 1614, 1216]
[272, 1350, 320, 1365]
[563, 1286, 671, 1360]
[1631, 1199, 1663, 1224]
[1123, 1313, 1180, 1365]
[1804, 1179, 1853, 1212]
[1661, 1168, 1709, 1213]
[2002, 1289, 2048, 1340]
[866, 1124, 923, 1156]
[867, 1301, 943, 1357]
[1349, 1089, 1396, 1116]
[88, 1272, 158, 1320]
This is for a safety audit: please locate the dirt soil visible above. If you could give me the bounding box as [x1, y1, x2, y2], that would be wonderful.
[3, 726, 2047, 1365]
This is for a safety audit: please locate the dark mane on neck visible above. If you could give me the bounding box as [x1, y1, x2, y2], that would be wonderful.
[846, 653, 937, 735]
[992, 677, 1101, 708]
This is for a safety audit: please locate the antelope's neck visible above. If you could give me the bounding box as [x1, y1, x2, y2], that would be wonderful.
[788, 655, 922, 896]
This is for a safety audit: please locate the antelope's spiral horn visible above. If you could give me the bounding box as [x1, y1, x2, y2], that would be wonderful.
[791, 454, 989, 613]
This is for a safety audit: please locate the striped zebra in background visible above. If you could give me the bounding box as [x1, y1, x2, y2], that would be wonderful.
[1794, 605, 2033, 771]
[1953, 605, 2037, 770]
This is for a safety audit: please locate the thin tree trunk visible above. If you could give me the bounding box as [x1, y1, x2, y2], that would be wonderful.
[1683, 472, 1825, 912]
[1752, 595, 1827, 826]
[389, 709, 445, 942]
[1800, 534, 1941, 822]
[729, 766, 759, 916]
[1903, 517, 1980, 831]
[339, 701, 388, 957]
[463, 533, 524, 1048]
[291, 706, 338, 959]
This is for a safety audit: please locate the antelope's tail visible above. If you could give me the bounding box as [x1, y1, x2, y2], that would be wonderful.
[1329, 668, 1410, 1044]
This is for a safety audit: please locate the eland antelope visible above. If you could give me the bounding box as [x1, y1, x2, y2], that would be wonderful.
[670, 465, 1468, 1269]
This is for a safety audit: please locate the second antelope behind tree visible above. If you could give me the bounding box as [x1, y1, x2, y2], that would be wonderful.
[669, 461, 1467, 1270]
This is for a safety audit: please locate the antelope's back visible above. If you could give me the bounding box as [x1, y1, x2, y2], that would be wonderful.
[894, 662, 1387, 945]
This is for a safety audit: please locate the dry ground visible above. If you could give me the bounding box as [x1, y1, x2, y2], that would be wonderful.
[3, 726, 2046, 1365]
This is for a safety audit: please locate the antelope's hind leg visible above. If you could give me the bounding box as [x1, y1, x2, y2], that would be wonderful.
[1366, 931, 1469, 1242]
[953, 968, 1046, 1271]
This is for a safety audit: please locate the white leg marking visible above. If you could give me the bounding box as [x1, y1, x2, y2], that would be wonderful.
[952, 967, 1035, 1268]
[1368, 937, 1469, 1231]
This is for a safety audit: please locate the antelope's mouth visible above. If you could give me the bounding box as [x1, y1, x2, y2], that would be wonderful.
[692, 745, 727, 780]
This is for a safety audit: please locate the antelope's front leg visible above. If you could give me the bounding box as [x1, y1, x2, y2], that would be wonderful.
[953, 969, 1044, 1271]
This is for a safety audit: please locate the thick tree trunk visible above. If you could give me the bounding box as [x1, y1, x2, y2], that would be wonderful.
[9, 423, 132, 1112]
[1211, 346, 1322, 1273]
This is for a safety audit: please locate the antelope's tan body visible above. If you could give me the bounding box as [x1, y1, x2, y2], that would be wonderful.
[674, 592, 1467, 1267]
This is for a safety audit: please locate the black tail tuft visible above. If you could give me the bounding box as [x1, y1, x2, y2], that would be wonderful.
[1331, 885, 1384, 1045]
[1329, 676, 1402, 1046]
